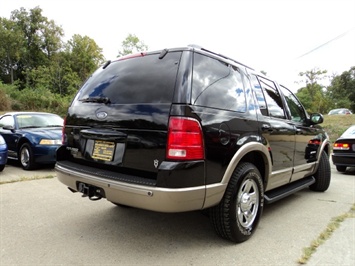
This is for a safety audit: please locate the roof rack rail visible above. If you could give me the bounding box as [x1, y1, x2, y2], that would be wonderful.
[201, 47, 254, 70]
[187, 44, 254, 70]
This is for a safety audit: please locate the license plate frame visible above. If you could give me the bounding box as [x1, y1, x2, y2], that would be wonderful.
[92, 140, 115, 161]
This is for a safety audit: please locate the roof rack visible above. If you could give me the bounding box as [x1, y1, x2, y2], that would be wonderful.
[187, 44, 254, 70]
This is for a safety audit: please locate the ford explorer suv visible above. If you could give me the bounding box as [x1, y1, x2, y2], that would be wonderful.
[56, 45, 331, 243]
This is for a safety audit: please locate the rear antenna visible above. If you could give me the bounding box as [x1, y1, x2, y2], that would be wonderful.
[102, 60, 111, 69]
[159, 48, 168, 59]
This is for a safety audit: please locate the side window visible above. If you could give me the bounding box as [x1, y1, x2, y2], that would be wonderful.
[257, 76, 285, 119]
[192, 53, 246, 112]
[280, 85, 307, 123]
[0, 115, 14, 128]
[250, 74, 268, 116]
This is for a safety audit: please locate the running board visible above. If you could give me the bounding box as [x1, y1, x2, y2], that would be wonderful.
[264, 176, 315, 204]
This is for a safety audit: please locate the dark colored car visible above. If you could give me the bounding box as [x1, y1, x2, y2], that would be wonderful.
[328, 108, 353, 115]
[0, 112, 63, 170]
[55, 45, 331, 243]
[332, 125, 355, 172]
[0, 135, 8, 172]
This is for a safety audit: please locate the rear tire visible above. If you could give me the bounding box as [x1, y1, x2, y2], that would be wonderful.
[310, 151, 331, 192]
[336, 165, 347, 172]
[210, 162, 264, 243]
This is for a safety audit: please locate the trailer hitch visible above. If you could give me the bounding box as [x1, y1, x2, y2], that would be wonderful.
[77, 182, 104, 201]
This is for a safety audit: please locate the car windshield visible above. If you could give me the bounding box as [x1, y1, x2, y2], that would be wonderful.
[16, 114, 63, 129]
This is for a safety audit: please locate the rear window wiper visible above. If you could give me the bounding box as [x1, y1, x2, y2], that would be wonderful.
[79, 97, 111, 104]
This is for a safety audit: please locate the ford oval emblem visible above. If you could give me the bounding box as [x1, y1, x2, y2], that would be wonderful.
[96, 111, 108, 119]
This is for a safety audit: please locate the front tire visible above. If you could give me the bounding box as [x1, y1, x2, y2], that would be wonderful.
[210, 162, 264, 243]
[19, 143, 36, 170]
[310, 151, 331, 192]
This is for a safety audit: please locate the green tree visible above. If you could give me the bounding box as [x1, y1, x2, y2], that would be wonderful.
[326, 66, 355, 112]
[65, 34, 105, 82]
[0, 18, 24, 84]
[118, 33, 148, 57]
[7, 6, 64, 87]
[296, 68, 329, 113]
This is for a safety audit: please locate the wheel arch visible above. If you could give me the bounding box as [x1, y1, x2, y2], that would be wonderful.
[312, 139, 331, 175]
[221, 142, 272, 189]
[16, 137, 31, 155]
[202, 142, 272, 209]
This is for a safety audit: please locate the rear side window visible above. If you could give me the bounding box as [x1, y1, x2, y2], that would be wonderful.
[76, 52, 182, 104]
[192, 53, 246, 112]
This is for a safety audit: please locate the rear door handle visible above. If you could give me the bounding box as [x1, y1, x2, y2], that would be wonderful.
[296, 129, 303, 135]
[262, 124, 273, 132]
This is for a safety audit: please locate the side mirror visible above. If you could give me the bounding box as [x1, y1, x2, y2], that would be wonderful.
[310, 113, 324, 124]
[2, 125, 15, 132]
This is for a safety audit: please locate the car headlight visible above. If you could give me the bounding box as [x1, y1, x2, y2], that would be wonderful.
[39, 139, 62, 145]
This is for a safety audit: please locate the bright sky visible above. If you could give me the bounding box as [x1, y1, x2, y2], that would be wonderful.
[1, 0, 354, 89]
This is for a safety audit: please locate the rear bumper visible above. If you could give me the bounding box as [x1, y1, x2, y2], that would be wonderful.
[55, 163, 226, 212]
[332, 153, 355, 167]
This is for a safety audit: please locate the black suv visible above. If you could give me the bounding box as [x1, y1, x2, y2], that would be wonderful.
[56, 45, 331, 243]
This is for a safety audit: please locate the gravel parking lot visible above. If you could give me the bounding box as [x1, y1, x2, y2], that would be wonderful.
[0, 161, 354, 265]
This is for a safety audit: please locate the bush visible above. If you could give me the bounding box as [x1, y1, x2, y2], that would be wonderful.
[0, 82, 13, 111]
[0, 82, 73, 116]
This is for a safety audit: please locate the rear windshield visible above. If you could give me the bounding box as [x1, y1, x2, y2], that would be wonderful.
[342, 126, 355, 137]
[75, 52, 182, 104]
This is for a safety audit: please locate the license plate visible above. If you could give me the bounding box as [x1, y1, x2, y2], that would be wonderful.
[92, 140, 115, 161]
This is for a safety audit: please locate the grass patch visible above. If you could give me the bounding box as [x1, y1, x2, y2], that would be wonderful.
[322, 114, 355, 144]
[298, 204, 355, 264]
[0, 174, 55, 185]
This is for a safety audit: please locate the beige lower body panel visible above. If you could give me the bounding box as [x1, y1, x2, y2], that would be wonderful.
[56, 164, 211, 213]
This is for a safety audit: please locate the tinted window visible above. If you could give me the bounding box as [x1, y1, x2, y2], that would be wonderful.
[76, 52, 182, 104]
[250, 74, 268, 116]
[192, 53, 246, 112]
[257, 77, 285, 119]
[280, 85, 307, 123]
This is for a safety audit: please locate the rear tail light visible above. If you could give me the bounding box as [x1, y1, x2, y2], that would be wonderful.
[333, 143, 350, 150]
[166, 117, 204, 160]
[308, 139, 321, 145]
[62, 117, 66, 144]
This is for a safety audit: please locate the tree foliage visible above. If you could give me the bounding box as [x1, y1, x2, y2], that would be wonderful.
[0, 17, 24, 84]
[0, 6, 353, 118]
[296, 68, 329, 114]
[0, 6, 108, 115]
[296, 67, 355, 114]
[326, 66, 355, 112]
[65, 34, 105, 81]
[118, 33, 148, 57]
